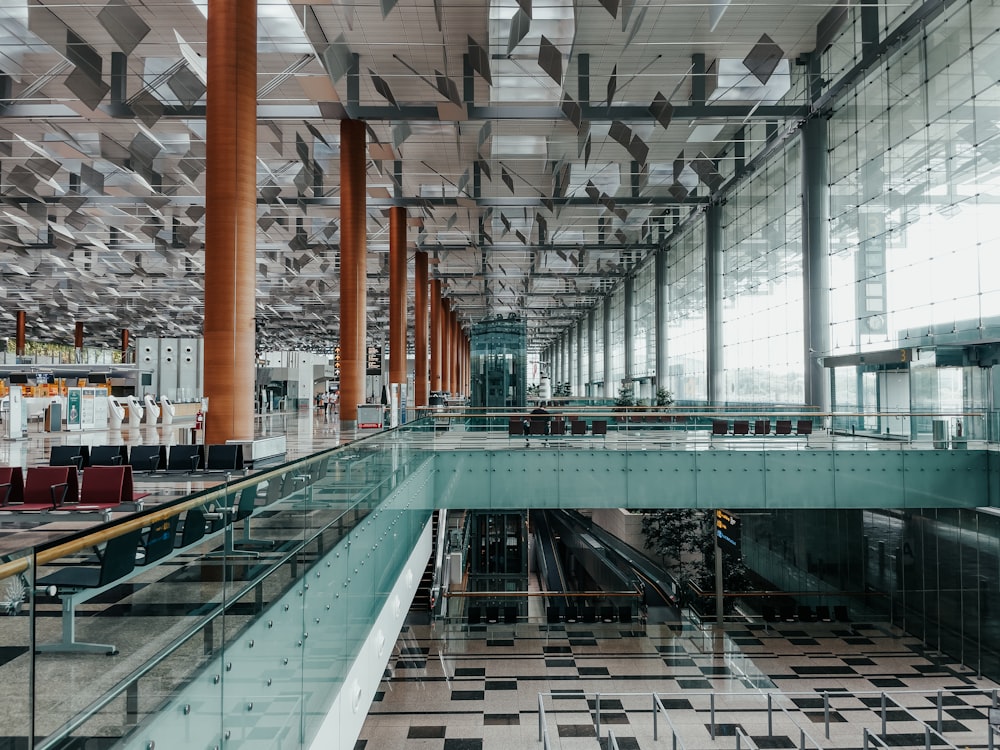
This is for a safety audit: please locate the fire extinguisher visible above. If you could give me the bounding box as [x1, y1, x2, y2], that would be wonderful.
[195, 410, 204, 430]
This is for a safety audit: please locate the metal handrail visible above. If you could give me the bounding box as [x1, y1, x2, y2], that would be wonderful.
[653, 694, 688, 750]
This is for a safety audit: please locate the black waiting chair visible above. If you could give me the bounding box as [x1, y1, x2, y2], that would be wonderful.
[834, 605, 850, 622]
[129, 445, 167, 473]
[775, 419, 793, 435]
[733, 420, 750, 435]
[600, 606, 615, 623]
[206, 444, 245, 472]
[815, 605, 832, 622]
[761, 604, 779, 623]
[467, 606, 482, 626]
[753, 419, 770, 436]
[582, 606, 596, 623]
[486, 606, 500, 623]
[546, 606, 561, 624]
[90, 445, 128, 466]
[711, 420, 728, 436]
[167, 444, 205, 472]
[139, 515, 180, 566]
[503, 606, 518, 624]
[571, 420, 587, 435]
[564, 605, 578, 623]
[50, 445, 90, 469]
[618, 606, 633, 624]
[797, 606, 814, 622]
[796, 419, 814, 436]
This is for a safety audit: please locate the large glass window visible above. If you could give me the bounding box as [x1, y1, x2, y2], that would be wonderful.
[632, 261, 656, 379]
[720, 138, 804, 404]
[828, 1, 1000, 356]
[608, 286, 626, 390]
[665, 221, 706, 401]
[592, 306, 605, 389]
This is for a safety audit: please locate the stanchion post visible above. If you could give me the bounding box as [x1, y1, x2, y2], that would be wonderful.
[824, 690, 830, 739]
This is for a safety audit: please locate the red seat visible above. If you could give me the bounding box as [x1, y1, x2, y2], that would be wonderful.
[0, 467, 25, 505]
[77, 466, 134, 508]
[21, 467, 79, 509]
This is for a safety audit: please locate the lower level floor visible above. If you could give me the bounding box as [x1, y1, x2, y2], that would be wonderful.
[360, 614, 998, 750]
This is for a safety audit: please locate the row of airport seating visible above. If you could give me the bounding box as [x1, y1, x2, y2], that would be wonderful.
[0, 465, 138, 512]
[761, 603, 849, 623]
[711, 419, 814, 437]
[508, 418, 609, 438]
[49, 443, 245, 473]
[35, 485, 264, 654]
[546, 604, 634, 624]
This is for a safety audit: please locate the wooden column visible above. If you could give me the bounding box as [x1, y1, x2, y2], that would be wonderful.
[451, 313, 460, 397]
[15, 311, 25, 357]
[430, 278, 442, 395]
[441, 298, 452, 395]
[74, 322, 84, 363]
[389, 206, 407, 388]
[414, 252, 428, 407]
[204, 0, 256, 442]
[121, 329, 130, 362]
[339, 119, 367, 428]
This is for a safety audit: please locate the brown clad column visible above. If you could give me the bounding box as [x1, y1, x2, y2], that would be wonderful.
[414, 252, 428, 407]
[339, 119, 367, 428]
[121, 329, 129, 357]
[204, 0, 256, 443]
[430, 278, 442, 396]
[74, 322, 84, 364]
[389, 207, 407, 392]
[451, 313, 460, 397]
[441, 297, 452, 395]
[15, 311, 25, 358]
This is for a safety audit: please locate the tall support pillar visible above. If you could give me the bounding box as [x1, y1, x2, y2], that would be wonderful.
[441, 298, 452, 395]
[603, 296, 613, 396]
[74, 322, 84, 364]
[624, 275, 634, 385]
[705, 203, 724, 405]
[587, 309, 596, 396]
[451, 311, 460, 397]
[576, 319, 584, 397]
[414, 252, 429, 407]
[655, 248, 668, 394]
[389, 206, 407, 391]
[339, 119, 367, 428]
[204, 0, 256, 442]
[121, 329, 130, 360]
[430, 279, 442, 395]
[15, 311, 25, 358]
[803, 114, 831, 411]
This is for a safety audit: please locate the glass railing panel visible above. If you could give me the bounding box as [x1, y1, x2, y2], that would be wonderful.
[0, 558, 31, 748]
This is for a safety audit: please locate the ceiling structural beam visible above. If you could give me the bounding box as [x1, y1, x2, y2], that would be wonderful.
[0, 102, 806, 122]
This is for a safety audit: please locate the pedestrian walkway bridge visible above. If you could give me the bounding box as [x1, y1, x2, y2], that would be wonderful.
[0, 410, 995, 749]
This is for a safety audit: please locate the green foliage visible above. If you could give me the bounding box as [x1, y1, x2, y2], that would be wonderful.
[640, 509, 707, 586]
[553, 381, 572, 398]
[614, 379, 636, 407]
[655, 387, 674, 407]
[641, 509, 752, 593]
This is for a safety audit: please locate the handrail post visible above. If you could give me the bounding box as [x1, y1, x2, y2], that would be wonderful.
[800, 728, 805, 750]
[710, 692, 716, 740]
[538, 693, 543, 742]
[652, 694, 658, 741]
[864, 727, 870, 750]
[881, 691, 887, 737]
[736, 729, 742, 750]
[824, 690, 830, 739]
[767, 692, 773, 736]
[990, 723, 996, 750]
[937, 689, 943, 733]
[924, 725, 931, 750]
[595, 693, 601, 739]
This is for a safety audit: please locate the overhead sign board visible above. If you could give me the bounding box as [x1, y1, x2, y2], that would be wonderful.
[715, 509, 740, 550]
[366, 345, 382, 375]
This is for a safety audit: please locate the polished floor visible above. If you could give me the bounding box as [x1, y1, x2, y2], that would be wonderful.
[359, 614, 1000, 750]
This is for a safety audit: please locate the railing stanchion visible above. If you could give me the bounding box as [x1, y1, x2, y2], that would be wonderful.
[537, 693, 543, 742]
[881, 692, 887, 737]
[710, 693, 716, 740]
[653, 695, 658, 741]
[937, 689, 943, 733]
[924, 725, 931, 750]
[864, 728, 870, 750]
[595, 693, 601, 739]
[824, 690, 830, 739]
[800, 728, 805, 750]
[767, 692, 773, 736]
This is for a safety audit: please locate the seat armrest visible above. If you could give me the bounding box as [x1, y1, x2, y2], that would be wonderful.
[49, 483, 69, 507]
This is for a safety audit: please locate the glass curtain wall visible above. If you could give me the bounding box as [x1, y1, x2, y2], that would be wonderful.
[608, 285, 626, 392]
[719, 138, 804, 404]
[664, 220, 707, 401]
[592, 306, 605, 394]
[828, 0, 1000, 356]
[633, 261, 656, 384]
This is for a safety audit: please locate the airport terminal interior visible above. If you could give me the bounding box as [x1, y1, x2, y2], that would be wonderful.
[5, 0, 1000, 748]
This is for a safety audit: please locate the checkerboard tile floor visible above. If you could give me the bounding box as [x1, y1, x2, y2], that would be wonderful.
[357, 619, 1000, 749]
